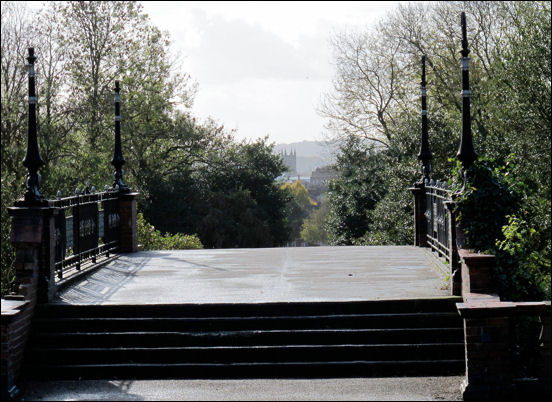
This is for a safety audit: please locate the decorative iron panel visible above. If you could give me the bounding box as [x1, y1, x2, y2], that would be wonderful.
[73, 200, 99, 256]
[54, 209, 66, 263]
[102, 197, 119, 244]
[424, 180, 453, 262]
[50, 190, 120, 279]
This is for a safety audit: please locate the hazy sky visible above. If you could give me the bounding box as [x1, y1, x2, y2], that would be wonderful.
[141, 1, 403, 144]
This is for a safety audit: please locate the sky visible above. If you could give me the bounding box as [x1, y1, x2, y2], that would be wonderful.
[140, 1, 403, 144]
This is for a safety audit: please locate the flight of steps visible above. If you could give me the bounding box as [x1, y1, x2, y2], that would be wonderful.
[24, 297, 465, 379]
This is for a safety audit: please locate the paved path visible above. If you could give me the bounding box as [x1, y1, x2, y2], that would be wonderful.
[19, 377, 464, 401]
[56, 246, 450, 304]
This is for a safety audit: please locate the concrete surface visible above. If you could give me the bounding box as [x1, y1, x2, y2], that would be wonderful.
[19, 377, 464, 401]
[55, 246, 450, 304]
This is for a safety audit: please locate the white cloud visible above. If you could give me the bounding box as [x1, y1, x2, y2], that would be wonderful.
[139, 2, 403, 143]
[194, 77, 332, 143]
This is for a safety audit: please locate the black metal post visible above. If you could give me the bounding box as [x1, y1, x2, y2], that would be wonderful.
[21, 48, 46, 205]
[111, 80, 128, 192]
[418, 55, 432, 181]
[456, 12, 477, 171]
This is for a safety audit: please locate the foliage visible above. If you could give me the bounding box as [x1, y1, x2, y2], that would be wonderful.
[1, 174, 16, 296]
[450, 157, 520, 253]
[137, 212, 202, 251]
[321, 1, 551, 300]
[300, 201, 330, 245]
[497, 209, 551, 301]
[142, 137, 290, 249]
[326, 135, 386, 245]
[0, 2, 292, 294]
[450, 156, 550, 301]
[281, 180, 317, 243]
[281, 180, 317, 211]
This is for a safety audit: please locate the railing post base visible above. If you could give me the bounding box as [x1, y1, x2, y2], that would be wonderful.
[118, 192, 139, 252]
[7, 206, 56, 303]
[459, 249, 495, 296]
[445, 201, 461, 296]
[409, 181, 427, 247]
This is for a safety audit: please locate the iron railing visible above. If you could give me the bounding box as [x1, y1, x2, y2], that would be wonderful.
[49, 188, 120, 279]
[424, 179, 453, 262]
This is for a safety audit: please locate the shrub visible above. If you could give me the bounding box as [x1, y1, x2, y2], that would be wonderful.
[452, 157, 550, 301]
[137, 212, 203, 250]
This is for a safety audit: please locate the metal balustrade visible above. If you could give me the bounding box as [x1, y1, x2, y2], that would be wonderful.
[424, 179, 453, 263]
[49, 189, 120, 280]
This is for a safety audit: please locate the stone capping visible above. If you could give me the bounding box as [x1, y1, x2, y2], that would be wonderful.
[457, 297, 551, 318]
[119, 191, 139, 200]
[1, 298, 30, 322]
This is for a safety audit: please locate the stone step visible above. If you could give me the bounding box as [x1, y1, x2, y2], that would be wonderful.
[29, 343, 465, 364]
[30, 327, 464, 348]
[25, 298, 465, 379]
[24, 359, 466, 379]
[31, 312, 462, 332]
[36, 297, 463, 318]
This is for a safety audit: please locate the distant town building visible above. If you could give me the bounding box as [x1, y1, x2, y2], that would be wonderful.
[310, 166, 337, 186]
[280, 149, 297, 175]
[307, 166, 337, 203]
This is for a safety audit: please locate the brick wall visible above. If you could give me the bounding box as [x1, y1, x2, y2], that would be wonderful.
[457, 250, 551, 400]
[1, 298, 33, 400]
[1, 206, 48, 399]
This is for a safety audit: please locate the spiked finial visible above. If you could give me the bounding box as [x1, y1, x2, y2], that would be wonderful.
[461, 12, 469, 58]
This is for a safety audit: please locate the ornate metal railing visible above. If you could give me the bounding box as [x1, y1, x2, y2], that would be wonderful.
[49, 187, 120, 280]
[424, 179, 453, 262]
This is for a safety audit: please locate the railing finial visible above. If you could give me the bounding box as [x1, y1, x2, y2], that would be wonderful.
[418, 55, 432, 181]
[456, 12, 477, 171]
[111, 80, 128, 192]
[21, 47, 46, 205]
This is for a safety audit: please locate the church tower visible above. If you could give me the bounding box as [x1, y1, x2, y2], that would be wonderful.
[281, 148, 297, 175]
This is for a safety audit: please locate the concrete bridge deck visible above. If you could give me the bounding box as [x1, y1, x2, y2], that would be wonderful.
[55, 246, 450, 305]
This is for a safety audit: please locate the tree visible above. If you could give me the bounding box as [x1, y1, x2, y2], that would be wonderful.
[143, 136, 290, 249]
[1, 1, 37, 294]
[301, 201, 330, 245]
[326, 135, 386, 245]
[322, 1, 551, 299]
[1, 1, 294, 295]
[281, 180, 317, 243]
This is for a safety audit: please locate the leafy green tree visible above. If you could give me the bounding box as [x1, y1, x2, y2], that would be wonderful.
[322, 1, 550, 300]
[326, 135, 386, 245]
[143, 136, 290, 248]
[1, 2, 38, 295]
[281, 180, 317, 243]
[0, 1, 292, 295]
[300, 201, 330, 245]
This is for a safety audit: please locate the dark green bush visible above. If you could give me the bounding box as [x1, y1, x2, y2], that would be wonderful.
[452, 157, 550, 301]
[137, 212, 203, 251]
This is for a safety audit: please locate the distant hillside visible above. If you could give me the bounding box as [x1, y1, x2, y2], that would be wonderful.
[274, 140, 339, 175]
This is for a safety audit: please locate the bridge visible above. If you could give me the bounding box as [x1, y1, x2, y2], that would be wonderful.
[1, 13, 550, 401]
